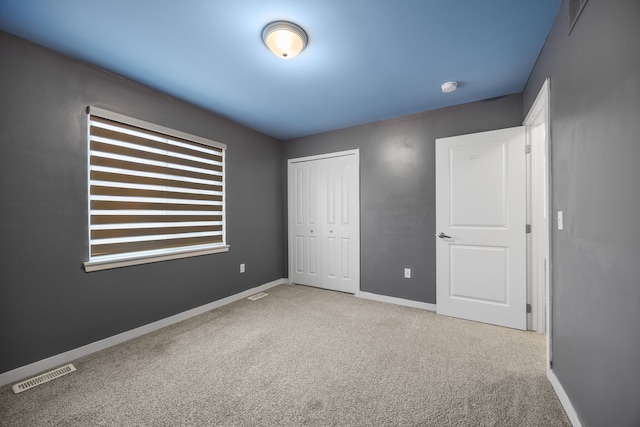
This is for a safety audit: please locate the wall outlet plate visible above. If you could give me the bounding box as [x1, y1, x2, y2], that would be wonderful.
[404, 268, 411, 279]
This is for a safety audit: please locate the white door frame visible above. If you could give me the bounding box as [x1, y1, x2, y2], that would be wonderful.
[287, 149, 361, 296]
[523, 78, 552, 366]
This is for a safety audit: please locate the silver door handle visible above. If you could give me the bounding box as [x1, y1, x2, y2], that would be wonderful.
[438, 232, 452, 239]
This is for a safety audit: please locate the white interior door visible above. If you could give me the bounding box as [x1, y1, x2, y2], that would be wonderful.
[436, 127, 527, 330]
[288, 150, 360, 294]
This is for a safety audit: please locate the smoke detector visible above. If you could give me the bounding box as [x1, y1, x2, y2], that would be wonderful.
[441, 81, 458, 93]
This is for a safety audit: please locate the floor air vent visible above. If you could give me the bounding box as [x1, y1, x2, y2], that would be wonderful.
[247, 292, 268, 301]
[569, 0, 589, 33]
[12, 364, 76, 394]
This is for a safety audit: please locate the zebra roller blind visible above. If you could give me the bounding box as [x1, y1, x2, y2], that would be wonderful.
[84, 107, 227, 272]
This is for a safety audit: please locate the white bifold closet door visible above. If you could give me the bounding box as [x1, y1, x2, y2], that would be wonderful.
[288, 150, 360, 294]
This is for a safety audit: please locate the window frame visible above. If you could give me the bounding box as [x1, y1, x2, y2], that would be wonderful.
[83, 106, 228, 272]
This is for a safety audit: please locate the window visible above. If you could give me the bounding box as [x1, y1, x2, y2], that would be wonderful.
[84, 107, 228, 272]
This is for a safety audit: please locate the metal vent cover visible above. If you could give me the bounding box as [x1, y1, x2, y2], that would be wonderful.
[247, 292, 268, 301]
[12, 364, 76, 394]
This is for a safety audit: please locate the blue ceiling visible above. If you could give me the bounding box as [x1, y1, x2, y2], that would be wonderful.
[0, 0, 561, 140]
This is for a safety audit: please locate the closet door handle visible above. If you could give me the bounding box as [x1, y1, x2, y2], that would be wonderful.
[438, 232, 452, 239]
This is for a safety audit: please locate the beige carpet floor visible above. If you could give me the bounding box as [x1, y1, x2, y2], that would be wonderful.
[0, 284, 570, 426]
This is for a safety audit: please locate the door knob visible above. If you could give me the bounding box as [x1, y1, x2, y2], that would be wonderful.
[438, 232, 452, 239]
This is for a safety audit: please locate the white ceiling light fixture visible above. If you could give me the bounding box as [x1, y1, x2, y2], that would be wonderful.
[262, 21, 308, 59]
[441, 81, 458, 93]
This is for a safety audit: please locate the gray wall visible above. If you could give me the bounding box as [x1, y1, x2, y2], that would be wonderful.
[0, 31, 284, 374]
[524, 0, 640, 425]
[283, 95, 523, 303]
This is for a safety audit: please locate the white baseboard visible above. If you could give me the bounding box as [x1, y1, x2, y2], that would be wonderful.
[0, 278, 286, 388]
[359, 291, 437, 312]
[547, 368, 583, 427]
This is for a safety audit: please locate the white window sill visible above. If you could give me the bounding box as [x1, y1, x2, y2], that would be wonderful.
[83, 245, 230, 272]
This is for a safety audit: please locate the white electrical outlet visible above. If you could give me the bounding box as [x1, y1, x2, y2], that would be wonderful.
[404, 268, 411, 279]
[240, 263, 245, 273]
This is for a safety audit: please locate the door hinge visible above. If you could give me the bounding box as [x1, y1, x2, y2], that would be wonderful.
[525, 145, 531, 154]
[526, 224, 531, 234]
[550, 360, 553, 369]
[526, 303, 532, 313]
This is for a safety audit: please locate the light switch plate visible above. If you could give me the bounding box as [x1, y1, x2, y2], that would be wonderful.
[404, 268, 411, 279]
[557, 211, 564, 230]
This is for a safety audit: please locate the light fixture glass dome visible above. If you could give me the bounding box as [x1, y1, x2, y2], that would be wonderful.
[262, 21, 307, 59]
